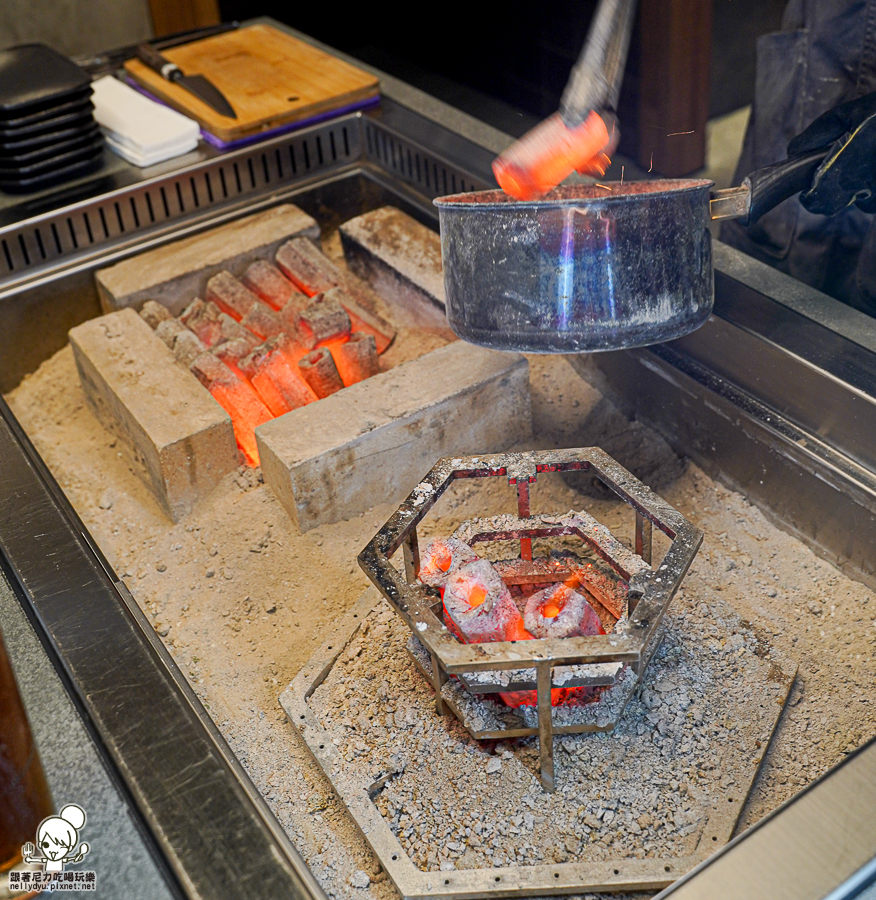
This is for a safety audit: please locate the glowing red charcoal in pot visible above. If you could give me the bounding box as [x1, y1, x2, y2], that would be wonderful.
[275, 237, 340, 296]
[333, 332, 379, 386]
[180, 298, 224, 347]
[241, 301, 285, 340]
[296, 294, 352, 350]
[239, 339, 317, 416]
[298, 347, 344, 399]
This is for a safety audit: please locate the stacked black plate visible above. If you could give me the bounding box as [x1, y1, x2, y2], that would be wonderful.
[0, 44, 103, 193]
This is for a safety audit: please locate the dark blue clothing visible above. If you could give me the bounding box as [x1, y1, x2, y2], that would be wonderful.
[721, 0, 876, 314]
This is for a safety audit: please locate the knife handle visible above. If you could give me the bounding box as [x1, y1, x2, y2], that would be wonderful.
[136, 43, 181, 82]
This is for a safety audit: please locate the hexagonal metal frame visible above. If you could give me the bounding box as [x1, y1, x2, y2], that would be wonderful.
[280, 589, 797, 900]
[357, 448, 704, 791]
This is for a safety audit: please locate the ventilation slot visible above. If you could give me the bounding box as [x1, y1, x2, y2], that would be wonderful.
[2, 239, 13, 273]
[0, 114, 364, 280]
[34, 229, 47, 261]
[362, 122, 485, 200]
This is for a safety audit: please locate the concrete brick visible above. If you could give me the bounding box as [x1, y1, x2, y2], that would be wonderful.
[256, 341, 530, 532]
[339, 206, 445, 311]
[69, 309, 239, 521]
[95, 204, 319, 316]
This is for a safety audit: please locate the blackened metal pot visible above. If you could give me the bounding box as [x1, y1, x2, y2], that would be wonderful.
[435, 147, 831, 353]
[435, 180, 714, 353]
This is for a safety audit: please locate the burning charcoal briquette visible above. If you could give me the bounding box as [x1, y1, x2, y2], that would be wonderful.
[172, 330, 208, 367]
[274, 237, 339, 296]
[242, 259, 307, 312]
[189, 352, 271, 466]
[206, 271, 259, 320]
[442, 559, 531, 643]
[296, 294, 351, 349]
[139, 300, 172, 329]
[154, 317, 187, 349]
[418, 537, 478, 588]
[240, 300, 285, 340]
[297, 346, 344, 398]
[333, 332, 379, 386]
[217, 311, 259, 348]
[214, 338, 258, 376]
[180, 298, 224, 347]
[322, 286, 395, 354]
[523, 584, 603, 639]
[240, 339, 316, 413]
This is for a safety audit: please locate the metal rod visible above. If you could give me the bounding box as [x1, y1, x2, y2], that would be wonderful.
[402, 529, 420, 582]
[635, 511, 652, 566]
[517, 481, 533, 561]
[430, 651, 449, 716]
[536, 661, 555, 792]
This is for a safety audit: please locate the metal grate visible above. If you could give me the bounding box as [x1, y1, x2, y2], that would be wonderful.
[0, 117, 362, 281]
[362, 119, 483, 200]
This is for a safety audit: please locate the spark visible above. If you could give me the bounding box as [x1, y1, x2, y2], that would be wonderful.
[648, 153, 653, 173]
[621, 165, 625, 183]
[666, 130, 695, 136]
[595, 183, 611, 191]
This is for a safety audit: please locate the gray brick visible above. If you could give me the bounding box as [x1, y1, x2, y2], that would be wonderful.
[69, 309, 239, 521]
[95, 204, 319, 316]
[256, 341, 530, 532]
[339, 206, 445, 311]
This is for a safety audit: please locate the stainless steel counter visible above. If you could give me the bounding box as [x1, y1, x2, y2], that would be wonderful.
[2, 17, 876, 900]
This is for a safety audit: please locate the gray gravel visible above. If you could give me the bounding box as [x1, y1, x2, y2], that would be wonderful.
[308, 590, 794, 875]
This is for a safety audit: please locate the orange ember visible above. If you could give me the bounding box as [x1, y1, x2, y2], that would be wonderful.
[542, 602, 561, 619]
[493, 110, 612, 201]
[467, 584, 487, 608]
[435, 550, 452, 572]
[208, 380, 271, 466]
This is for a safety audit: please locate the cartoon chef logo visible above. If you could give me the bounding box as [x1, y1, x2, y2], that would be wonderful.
[22, 805, 90, 873]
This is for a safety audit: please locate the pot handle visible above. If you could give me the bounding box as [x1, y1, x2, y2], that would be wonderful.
[709, 148, 829, 225]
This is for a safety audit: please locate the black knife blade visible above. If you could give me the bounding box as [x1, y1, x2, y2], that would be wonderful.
[135, 43, 237, 119]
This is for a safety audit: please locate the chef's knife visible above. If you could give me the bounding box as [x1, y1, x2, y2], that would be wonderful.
[135, 43, 237, 119]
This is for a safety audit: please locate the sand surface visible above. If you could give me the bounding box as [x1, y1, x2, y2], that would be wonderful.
[7, 347, 876, 900]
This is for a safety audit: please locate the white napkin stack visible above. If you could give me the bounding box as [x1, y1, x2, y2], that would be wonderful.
[91, 75, 200, 167]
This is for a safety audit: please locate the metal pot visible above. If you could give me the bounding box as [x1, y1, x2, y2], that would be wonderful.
[434, 149, 828, 353]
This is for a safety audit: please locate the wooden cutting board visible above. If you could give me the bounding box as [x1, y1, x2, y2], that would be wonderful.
[124, 25, 379, 142]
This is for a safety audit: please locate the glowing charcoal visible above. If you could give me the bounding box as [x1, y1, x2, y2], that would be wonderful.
[275, 237, 339, 296]
[298, 347, 344, 399]
[241, 301, 285, 340]
[171, 330, 208, 367]
[418, 537, 478, 588]
[240, 340, 316, 412]
[296, 294, 351, 350]
[216, 312, 260, 350]
[214, 335, 258, 367]
[333, 331, 379, 386]
[180, 299, 224, 347]
[206, 271, 259, 320]
[524, 583, 604, 639]
[322, 286, 395, 354]
[189, 352, 271, 466]
[442, 559, 532, 644]
[242, 259, 307, 312]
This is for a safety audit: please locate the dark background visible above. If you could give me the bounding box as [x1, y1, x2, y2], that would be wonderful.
[218, 0, 787, 138]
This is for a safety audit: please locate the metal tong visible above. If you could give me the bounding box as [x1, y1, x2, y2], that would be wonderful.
[560, 0, 638, 127]
[491, 0, 637, 199]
